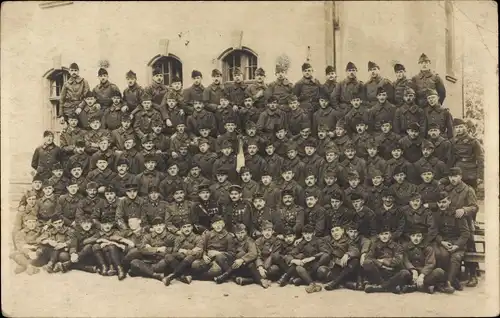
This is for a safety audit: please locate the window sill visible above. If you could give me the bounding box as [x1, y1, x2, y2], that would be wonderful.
[445, 74, 458, 83]
[49, 96, 61, 102]
[224, 80, 257, 85]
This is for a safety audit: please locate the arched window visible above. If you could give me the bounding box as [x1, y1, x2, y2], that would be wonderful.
[149, 54, 183, 85]
[45, 68, 69, 117]
[220, 47, 258, 82]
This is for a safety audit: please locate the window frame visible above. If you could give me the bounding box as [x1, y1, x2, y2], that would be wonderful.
[219, 47, 259, 83]
[149, 54, 183, 86]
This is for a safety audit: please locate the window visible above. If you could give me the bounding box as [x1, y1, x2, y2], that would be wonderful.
[445, 0, 455, 77]
[221, 48, 258, 82]
[151, 55, 183, 85]
[47, 68, 69, 117]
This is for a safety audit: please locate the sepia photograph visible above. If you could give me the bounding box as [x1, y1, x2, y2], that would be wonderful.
[1, 1, 498, 317]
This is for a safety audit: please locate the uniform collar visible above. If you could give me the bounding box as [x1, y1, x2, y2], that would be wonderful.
[419, 70, 433, 79]
[68, 76, 83, 84]
[210, 83, 222, 91]
[98, 81, 110, 89]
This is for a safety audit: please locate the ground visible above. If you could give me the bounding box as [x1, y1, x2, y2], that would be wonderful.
[1, 269, 491, 317]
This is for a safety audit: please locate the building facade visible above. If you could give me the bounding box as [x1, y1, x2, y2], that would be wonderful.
[2, 1, 465, 183]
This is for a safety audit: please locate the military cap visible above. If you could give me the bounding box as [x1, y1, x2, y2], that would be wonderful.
[318, 89, 330, 101]
[421, 140, 435, 149]
[350, 192, 364, 201]
[325, 65, 336, 74]
[149, 185, 160, 193]
[245, 121, 256, 129]
[408, 224, 428, 235]
[345, 62, 357, 71]
[324, 169, 337, 178]
[301, 62, 312, 71]
[407, 122, 420, 131]
[394, 63, 406, 72]
[229, 184, 242, 193]
[141, 93, 152, 102]
[425, 123, 438, 131]
[255, 68, 265, 76]
[347, 171, 360, 180]
[404, 87, 416, 95]
[152, 67, 162, 76]
[376, 87, 387, 95]
[151, 217, 164, 226]
[166, 161, 178, 169]
[305, 191, 318, 199]
[393, 164, 406, 175]
[43, 130, 54, 137]
[119, 114, 132, 122]
[211, 215, 224, 224]
[331, 218, 347, 229]
[116, 158, 130, 167]
[390, 142, 403, 151]
[336, 118, 346, 128]
[283, 226, 294, 235]
[220, 140, 232, 150]
[70, 161, 85, 171]
[235, 223, 247, 232]
[32, 174, 43, 182]
[101, 214, 115, 224]
[300, 121, 311, 131]
[65, 112, 79, 120]
[263, 138, 275, 147]
[437, 191, 449, 201]
[366, 140, 378, 149]
[69, 62, 79, 70]
[302, 224, 314, 233]
[344, 142, 356, 150]
[84, 91, 96, 99]
[111, 90, 122, 98]
[25, 189, 38, 198]
[426, 89, 438, 97]
[261, 220, 273, 230]
[50, 214, 63, 222]
[345, 221, 358, 230]
[368, 61, 379, 70]
[304, 168, 316, 177]
[42, 180, 54, 188]
[211, 69, 222, 77]
[330, 191, 343, 201]
[282, 189, 294, 197]
[66, 178, 80, 186]
[216, 167, 229, 175]
[350, 91, 361, 100]
[198, 138, 209, 146]
[287, 95, 298, 103]
[304, 139, 317, 148]
[95, 153, 108, 162]
[171, 75, 182, 83]
[223, 115, 237, 125]
[370, 169, 383, 178]
[449, 167, 462, 176]
[141, 134, 154, 144]
[232, 67, 243, 76]
[191, 70, 202, 78]
[267, 96, 278, 104]
[239, 166, 251, 175]
[86, 181, 98, 190]
[51, 162, 63, 171]
[353, 117, 367, 126]
[418, 53, 431, 64]
[275, 63, 287, 73]
[378, 223, 392, 233]
[324, 143, 340, 154]
[260, 166, 271, 177]
[410, 193, 422, 200]
[104, 185, 116, 193]
[124, 182, 139, 190]
[380, 118, 392, 125]
[98, 68, 108, 76]
[252, 192, 265, 200]
[453, 118, 466, 126]
[382, 188, 395, 198]
[24, 213, 38, 221]
[418, 164, 434, 175]
[89, 115, 101, 123]
[125, 70, 137, 79]
[286, 141, 298, 152]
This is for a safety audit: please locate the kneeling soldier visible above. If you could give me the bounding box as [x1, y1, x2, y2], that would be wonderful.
[10, 214, 42, 275]
[363, 225, 410, 294]
[402, 224, 454, 294]
[255, 221, 284, 283]
[321, 220, 361, 291]
[277, 224, 323, 293]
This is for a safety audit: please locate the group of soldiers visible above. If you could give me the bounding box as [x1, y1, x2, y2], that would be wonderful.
[11, 52, 484, 295]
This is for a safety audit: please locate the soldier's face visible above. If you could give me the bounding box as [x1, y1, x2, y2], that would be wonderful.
[144, 161, 156, 171]
[112, 96, 121, 105]
[306, 196, 317, 208]
[241, 172, 252, 183]
[335, 127, 345, 137]
[86, 188, 97, 197]
[97, 160, 108, 171]
[305, 146, 316, 156]
[276, 129, 286, 139]
[199, 190, 210, 201]
[117, 164, 128, 175]
[43, 186, 54, 196]
[449, 175, 462, 185]
[247, 144, 258, 155]
[395, 70, 406, 79]
[200, 128, 212, 137]
[126, 77, 136, 86]
[325, 152, 338, 162]
[212, 75, 222, 84]
[455, 124, 466, 135]
[193, 76, 202, 85]
[105, 191, 116, 202]
[302, 68, 313, 78]
[33, 180, 43, 190]
[236, 230, 247, 241]
[300, 129, 311, 139]
[99, 75, 108, 83]
[350, 98, 361, 108]
[44, 135, 54, 144]
[99, 140, 109, 150]
[348, 178, 359, 188]
[276, 71, 286, 80]
[229, 190, 241, 202]
[372, 176, 383, 186]
[303, 232, 314, 241]
[177, 125, 186, 134]
[369, 67, 379, 77]
[345, 149, 355, 159]
[68, 118, 79, 127]
[427, 95, 438, 106]
[128, 218, 141, 230]
[318, 131, 327, 139]
[305, 176, 316, 186]
[221, 147, 232, 156]
[52, 169, 63, 178]
[67, 184, 79, 195]
[331, 227, 344, 240]
[149, 191, 160, 201]
[153, 224, 166, 234]
[244, 98, 253, 107]
[121, 120, 131, 129]
[327, 71, 337, 81]
[347, 229, 358, 240]
[410, 233, 424, 245]
[376, 92, 387, 103]
[152, 126, 163, 134]
[256, 74, 265, 82]
[352, 199, 364, 210]
[123, 139, 135, 149]
[285, 234, 296, 244]
[268, 102, 278, 111]
[379, 123, 391, 134]
[167, 99, 178, 109]
[101, 223, 113, 232]
[253, 198, 265, 209]
[319, 99, 329, 108]
[346, 69, 357, 78]
[367, 148, 378, 157]
[287, 149, 297, 159]
[234, 74, 243, 83]
[81, 221, 92, 232]
[403, 94, 415, 103]
[420, 61, 430, 71]
[437, 198, 451, 210]
[75, 146, 85, 154]
[25, 219, 37, 230]
[212, 220, 225, 232]
[90, 121, 101, 130]
[393, 173, 405, 183]
[199, 143, 209, 153]
[179, 147, 188, 156]
[282, 171, 294, 182]
[265, 145, 275, 155]
[167, 165, 178, 175]
[262, 228, 273, 239]
[261, 176, 272, 186]
[193, 101, 204, 112]
[216, 174, 228, 183]
[324, 176, 336, 185]
[143, 141, 154, 150]
[407, 129, 419, 139]
[126, 189, 138, 199]
[428, 129, 440, 138]
[85, 97, 96, 106]
[173, 191, 185, 202]
[382, 196, 395, 206]
[171, 82, 182, 91]
[220, 98, 229, 107]
[356, 124, 367, 133]
[225, 123, 236, 132]
[282, 195, 293, 206]
[53, 220, 64, 230]
[331, 198, 342, 209]
[190, 167, 201, 177]
[181, 224, 193, 235]
[26, 196, 37, 206]
[378, 231, 391, 243]
[409, 198, 422, 209]
[391, 149, 402, 159]
[142, 101, 152, 110]
[69, 69, 79, 77]
[289, 100, 299, 110]
[422, 148, 433, 158]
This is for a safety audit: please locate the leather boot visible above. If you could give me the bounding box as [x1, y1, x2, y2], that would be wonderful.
[52, 262, 63, 273]
[214, 271, 231, 284]
[78, 265, 98, 273]
[324, 279, 341, 291]
[364, 284, 385, 293]
[163, 273, 175, 286]
[178, 275, 192, 284]
[292, 277, 303, 286]
[43, 262, 54, 273]
[94, 251, 108, 276]
[235, 277, 254, 286]
[61, 261, 72, 273]
[107, 265, 117, 276]
[117, 266, 127, 280]
[343, 281, 358, 290]
[451, 279, 463, 291]
[437, 282, 455, 294]
[152, 273, 164, 281]
[277, 272, 291, 287]
[466, 276, 478, 287]
[14, 264, 27, 274]
[401, 284, 417, 293]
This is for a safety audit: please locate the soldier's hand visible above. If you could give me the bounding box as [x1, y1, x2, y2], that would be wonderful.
[18, 205, 26, 212]
[129, 113, 134, 120]
[71, 221, 76, 227]
[70, 253, 79, 263]
[360, 253, 366, 266]
[203, 254, 212, 264]
[145, 244, 152, 248]
[294, 238, 303, 246]
[276, 234, 284, 240]
[166, 119, 173, 127]
[327, 131, 335, 138]
[258, 266, 267, 278]
[423, 203, 429, 208]
[28, 251, 37, 260]
[179, 109, 185, 116]
[412, 270, 419, 283]
[157, 246, 167, 253]
[232, 105, 239, 112]
[75, 108, 82, 115]
[171, 152, 179, 159]
[256, 90, 264, 98]
[448, 245, 459, 253]
[455, 209, 465, 218]
[232, 258, 244, 269]
[441, 241, 453, 249]
[98, 186, 106, 193]
[121, 106, 129, 113]
[340, 254, 349, 268]
[416, 274, 425, 288]
[178, 248, 188, 254]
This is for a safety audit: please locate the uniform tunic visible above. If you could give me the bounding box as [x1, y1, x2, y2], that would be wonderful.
[451, 134, 484, 181]
[271, 204, 305, 236]
[93, 81, 121, 109]
[264, 79, 294, 106]
[60, 76, 90, 115]
[411, 70, 446, 107]
[364, 76, 394, 107]
[424, 105, 453, 139]
[122, 83, 145, 113]
[55, 194, 83, 226]
[401, 205, 438, 245]
[116, 196, 146, 230]
[293, 77, 322, 115]
[393, 103, 426, 135]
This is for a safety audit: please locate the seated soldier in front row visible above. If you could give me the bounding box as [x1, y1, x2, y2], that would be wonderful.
[62, 215, 100, 273]
[10, 214, 42, 275]
[255, 221, 285, 283]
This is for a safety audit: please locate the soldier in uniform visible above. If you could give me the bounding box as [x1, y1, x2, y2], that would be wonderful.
[17, 175, 44, 217]
[312, 90, 338, 136]
[66, 140, 90, 177]
[141, 186, 169, 229]
[399, 122, 424, 165]
[368, 87, 396, 133]
[133, 93, 164, 141]
[210, 167, 232, 206]
[340, 142, 367, 184]
[251, 193, 274, 238]
[192, 137, 218, 180]
[304, 192, 326, 237]
[84, 116, 111, 154]
[240, 166, 259, 202]
[114, 135, 142, 174]
[224, 185, 254, 234]
[374, 119, 400, 161]
[212, 140, 237, 183]
[332, 119, 352, 163]
[183, 70, 205, 110]
[293, 62, 322, 119]
[365, 141, 387, 185]
[424, 89, 453, 139]
[54, 178, 83, 227]
[393, 87, 426, 136]
[331, 62, 365, 117]
[10, 214, 42, 275]
[365, 169, 387, 213]
[284, 95, 308, 138]
[418, 164, 441, 208]
[345, 193, 377, 239]
[278, 164, 305, 207]
[37, 214, 74, 273]
[450, 118, 484, 190]
[165, 186, 194, 234]
[263, 141, 284, 181]
[257, 96, 287, 140]
[224, 67, 248, 108]
[214, 92, 238, 135]
[401, 193, 438, 246]
[322, 65, 338, 97]
[122, 70, 145, 114]
[90, 185, 119, 228]
[392, 63, 412, 107]
[364, 61, 394, 108]
[111, 158, 136, 198]
[34, 181, 58, 224]
[427, 123, 453, 168]
[271, 190, 305, 236]
[191, 182, 224, 234]
[344, 91, 370, 136]
[62, 215, 100, 273]
[390, 165, 418, 206]
[244, 67, 267, 109]
[86, 154, 117, 193]
[101, 91, 126, 131]
[264, 63, 293, 107]
[187, 99, 217, 139]
[31, 130, 62, 181]
[243, 140, 266, 182]
[345, 221, 372, 290]
[60, 62, 90, 117]
[135, 154, 164, 197]
[110, 115, 135, 152]
[141, 67, 169, 118]
[112, 217, 147, 280]
[202, 69, 225, 112]
[375, 189, 405, 242]
[184, 164, 210, 202]
[411, 53, 446, 108]
[116, 182, 145, 230]
[412, 140, 448, 184]
[91, 68, 121, 111]
[89, 137, 116, 171]
[254, 220, 284, 282]
[91, 215, 122, 276]
[60, 113, 86, 161]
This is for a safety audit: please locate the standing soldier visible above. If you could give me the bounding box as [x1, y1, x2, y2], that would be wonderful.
[264, 63, 293, 108]
[364, 61, 394, 108]
[393, 87, 426, 136]
[183, 70, 205, 110]
[392, 63, 412, 107]
[427, 123, 453, 168]
[256, 96, 287, 141]
[293, 62, 321, 119]
[122, 70, 144, 114]
[141, 67, 169, 119]
[424, 89, 454, 139]
[322, 65, 338, 97]
[203, 69, 225, 112]
[450, 118, 484, 190]
[225, 67, 248, 108]
[60, 114, 86, 161]
[411, 53, 446, 108]
[332, 62, 365, 117]
[60, 62, 90, 117]
[91, 68, 121, 111]
[368, 87, 396, 133]
[245, 68, 267, 109]
[31, 131, 62, 180]
[271, 190, 305, 237]
[116, 182, 146, 230]
[224, 185, 254, 234]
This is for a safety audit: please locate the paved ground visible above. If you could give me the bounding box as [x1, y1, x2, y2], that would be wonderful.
[1, 269, 492, 317]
